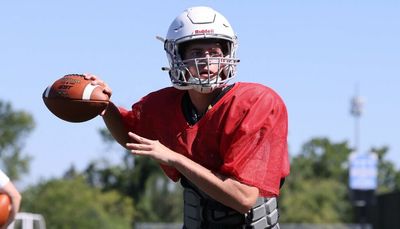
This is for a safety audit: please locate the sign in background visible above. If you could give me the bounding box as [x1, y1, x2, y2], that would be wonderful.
[349, 152, 378, 191]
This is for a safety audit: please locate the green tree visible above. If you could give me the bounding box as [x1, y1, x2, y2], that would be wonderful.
[280, 138, 353, 223]
[280, 137, 400, 224]
[371, 146, 400, 193]
[292, 138, 352, 181]
[84, 129, 184, 222]
[21, 175, 134, 229]
[134, 172, 183, 222]
[281, 178, 351, 223]
[0, 100, 35, 180]
[83, 154, 183, 223]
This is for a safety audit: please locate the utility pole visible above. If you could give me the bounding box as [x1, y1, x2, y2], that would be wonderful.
[349, 84, 372, 229]
[350, 83, 364, 154]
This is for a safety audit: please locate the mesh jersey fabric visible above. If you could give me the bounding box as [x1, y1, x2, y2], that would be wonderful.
[119, 82, 289, 196]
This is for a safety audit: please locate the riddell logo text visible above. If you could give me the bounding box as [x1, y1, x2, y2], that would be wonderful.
[194, 29, 214, 34]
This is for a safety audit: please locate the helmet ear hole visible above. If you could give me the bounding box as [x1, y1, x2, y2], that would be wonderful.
[218, 39, 230, 56]
[177, 42, 189, 60]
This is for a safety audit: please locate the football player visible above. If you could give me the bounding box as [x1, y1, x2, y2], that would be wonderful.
[0, 169, 21, 229]
[88, 6, 289, 229]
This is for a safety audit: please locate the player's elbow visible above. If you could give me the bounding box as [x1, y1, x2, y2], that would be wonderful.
[236, 191, 259, 214]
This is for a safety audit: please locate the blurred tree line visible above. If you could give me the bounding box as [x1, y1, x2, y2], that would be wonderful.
[0, 100, 34, 180]
[1, 98, 400, 228]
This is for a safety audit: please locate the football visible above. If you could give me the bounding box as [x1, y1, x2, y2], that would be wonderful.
[0, 194, 10, 227]
[42, 74, 110, 122]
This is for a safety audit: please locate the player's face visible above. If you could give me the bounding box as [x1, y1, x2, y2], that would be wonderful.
[182, 42, 225, 80]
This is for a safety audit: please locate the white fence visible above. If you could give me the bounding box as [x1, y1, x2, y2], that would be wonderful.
[7, 212, 46, 229]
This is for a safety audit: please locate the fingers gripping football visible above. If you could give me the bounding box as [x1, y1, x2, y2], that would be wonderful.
[83, 73, 113, 98]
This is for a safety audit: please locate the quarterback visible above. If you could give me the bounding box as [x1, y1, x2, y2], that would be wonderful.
[89, 6, 289, 229]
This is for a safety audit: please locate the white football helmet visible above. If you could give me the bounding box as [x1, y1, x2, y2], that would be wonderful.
[162, 6, 240, 93]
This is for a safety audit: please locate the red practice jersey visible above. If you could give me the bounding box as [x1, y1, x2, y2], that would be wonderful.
[119, 82, 289, 196]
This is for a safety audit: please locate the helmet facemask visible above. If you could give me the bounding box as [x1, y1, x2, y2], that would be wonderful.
[167, 39, 239, 93]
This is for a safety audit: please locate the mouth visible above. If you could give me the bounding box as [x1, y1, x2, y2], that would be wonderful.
[198, 70, 216, 78]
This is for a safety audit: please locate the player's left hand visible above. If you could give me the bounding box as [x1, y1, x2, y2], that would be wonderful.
[126, 132, 178, 166]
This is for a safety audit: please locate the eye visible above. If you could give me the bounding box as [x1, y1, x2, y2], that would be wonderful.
[210, 51, 223, 57]
[190, 51, 203, 58]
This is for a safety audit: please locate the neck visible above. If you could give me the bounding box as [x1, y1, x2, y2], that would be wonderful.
[188, 89, 221, 115]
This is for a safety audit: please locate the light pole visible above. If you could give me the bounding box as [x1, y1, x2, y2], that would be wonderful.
[350, 84, 364, 154]
[349, 83, 369, 229]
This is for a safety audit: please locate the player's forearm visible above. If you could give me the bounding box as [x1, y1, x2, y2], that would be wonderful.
[2, 182, 21, 208]
[1, 181, 21, 228]
[172, 153, 259, 213]
[1, 182, 20, 198]
[102, 102, 130, 147]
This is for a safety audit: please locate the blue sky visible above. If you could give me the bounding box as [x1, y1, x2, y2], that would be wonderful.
[1, 1, 399, 188]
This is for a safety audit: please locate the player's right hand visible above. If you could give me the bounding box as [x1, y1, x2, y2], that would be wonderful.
[83, 73, 113, 115]
[83, 73, 112, 97]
